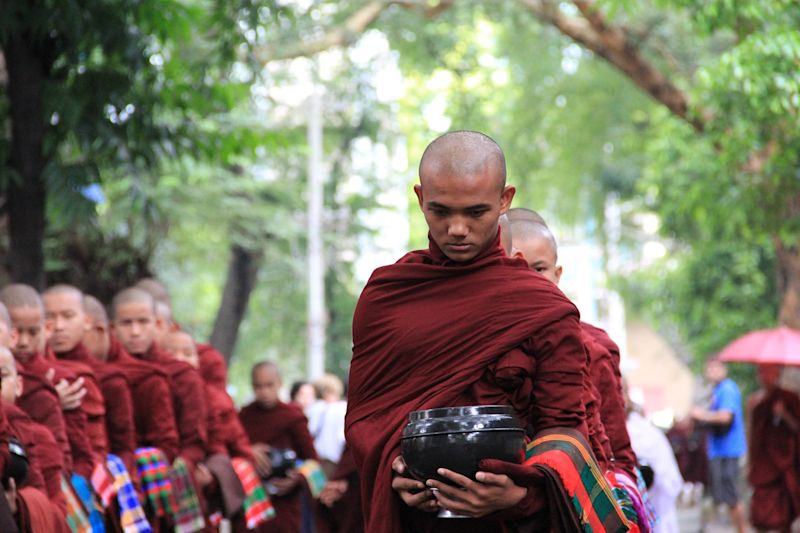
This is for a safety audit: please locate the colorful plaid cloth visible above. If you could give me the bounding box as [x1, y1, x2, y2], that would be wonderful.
[612, 468, 655, 533]
[91, 461, 116, 509]
[231, 457, 275, 529]
[72, 473, 106, 532]
[296, 459, 327, 497]
[107, 454, 152, 533]
[135, 447, 177, 519]
[525, 431, 635, 533]
[61, 474, 92, 533]
[170, 457, 206, 533]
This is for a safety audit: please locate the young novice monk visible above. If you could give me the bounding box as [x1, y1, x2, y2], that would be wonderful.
[239, 362, 318, 533]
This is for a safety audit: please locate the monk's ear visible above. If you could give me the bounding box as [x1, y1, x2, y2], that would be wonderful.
[513, 249, 527, 262]
[500, 185, 515, 213]
[413, 184, 424, 210]
[83, 313, 92, 333]
[554, 265, 564, 285]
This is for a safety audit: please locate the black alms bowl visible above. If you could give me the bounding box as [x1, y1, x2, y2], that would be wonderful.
[400, 405, 525, 484]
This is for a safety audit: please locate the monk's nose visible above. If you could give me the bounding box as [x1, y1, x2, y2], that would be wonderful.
[447, 217, 468, 238]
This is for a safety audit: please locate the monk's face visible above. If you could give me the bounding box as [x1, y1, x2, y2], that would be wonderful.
[757, 364, 781, 389]
[414, 167, 515, 262]
[165, 333, 199, 369]
[0, 320, 18, 350]
[252, 366, 281, 408]
[8, 306, 46, 362]
[43, 291, 90, 353]
[513, 235, 563, 285]
[113, 301, 158, 356]
[0, 349, 22, 404]
[83, 319, 111, 361]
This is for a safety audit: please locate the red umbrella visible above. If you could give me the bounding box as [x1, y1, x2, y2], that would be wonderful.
[718, 326, 800, 366]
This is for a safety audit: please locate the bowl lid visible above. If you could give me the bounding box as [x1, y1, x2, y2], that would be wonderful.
[402, 405, 523, 438]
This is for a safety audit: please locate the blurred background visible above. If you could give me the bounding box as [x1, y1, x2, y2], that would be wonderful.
[2, 0, 798, 417]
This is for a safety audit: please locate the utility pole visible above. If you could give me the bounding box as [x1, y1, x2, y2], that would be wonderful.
[307, 87, 326, 380]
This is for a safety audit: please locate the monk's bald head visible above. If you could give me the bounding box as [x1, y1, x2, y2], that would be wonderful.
[511, 219, 562, 285]
[83, 295, 108, 326]
[508, 208, 548, 226]
[0, 302, 15, 349]
[0, 284, 43, 313]
[252, 361, 282, 408]
[111, 287, 155, 318]
[165, 330, 198, 368]
[0, 302, 10, 330]
[42, 284, 83, 301]
[135, 278, 171, 307]
[419, 131, 506, 192]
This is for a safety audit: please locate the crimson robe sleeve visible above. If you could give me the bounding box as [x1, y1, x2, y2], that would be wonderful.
[17, 379, 73, 473]
[172, 367, 208, 464]
[62, 407, 95, 479]
[138, 375, 180, 462]
[290, 411, 318, 461]
[101, 375, 137, 475]
[205, 386, 228, 457]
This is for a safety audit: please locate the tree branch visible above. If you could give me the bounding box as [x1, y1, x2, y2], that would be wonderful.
[518, 0, 703, 133]
[253, 0, 453, 65]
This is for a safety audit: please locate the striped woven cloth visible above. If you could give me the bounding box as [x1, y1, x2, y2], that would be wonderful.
[296, 459, 327, 497]
[107, 454, 152, 533]
[611, 468, 655, 533]
[231, 457, 275, 529]
[525, 430, 635, 533]
[91, 461, 116, 509]
[72, 472, 106, 532]
[170, 457, 206, 533]
[61, 474, 92, 533]
[135, 447, 177, 519]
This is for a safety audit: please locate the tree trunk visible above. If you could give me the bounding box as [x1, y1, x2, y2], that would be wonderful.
[775, 236, 800, 329]
[209, 244, 262, 362]
[4, 35, 47, 290]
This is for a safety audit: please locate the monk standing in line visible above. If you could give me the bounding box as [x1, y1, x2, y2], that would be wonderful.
[747, 364, 800, 533]
[239, 362, 318, 533]
[42, 287, 138, 481]
[112, 287, 207, 464]
[351, 131, 593, 532]
[0, 284, 95, 479]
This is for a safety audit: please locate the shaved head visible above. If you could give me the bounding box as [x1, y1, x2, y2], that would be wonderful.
[135, 278, 171, 307]
[0, 284, 43, 312]
[419, 131, 506, 191]
[511, 219, 558, 261]
[508, 208, 548, 226]
[499, 214, 512, 255]
[251, 360, 280, 381]
[251, 360, 281, 407]
[0, 302, 10, 330]
[83, 295, 108, 325]
[165, 331, 198, 368]
[42, 284, 83, 302]
[111, 287, 155, 318]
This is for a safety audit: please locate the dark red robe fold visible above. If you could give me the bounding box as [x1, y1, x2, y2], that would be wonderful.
[196, 343, 228, 391]
[4, 404, 67, 514]
[206, 385, 252, 461]
[346, 233, 588, 533]
[581, 322, 637, 478]
[58, 343, 137, 475]
[748, 387, 800, 532]
[317, 444, 363, 533]
[239, 401, 318, 533]
[141, 344, 208, 464]
[106, 337, 180, 461]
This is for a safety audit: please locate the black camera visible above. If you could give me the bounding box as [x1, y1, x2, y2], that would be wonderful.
[3, 438, 28, 490]
[267, 448, 297, 479]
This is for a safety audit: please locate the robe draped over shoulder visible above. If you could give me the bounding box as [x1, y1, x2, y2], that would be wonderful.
[346, 234, 588, 533]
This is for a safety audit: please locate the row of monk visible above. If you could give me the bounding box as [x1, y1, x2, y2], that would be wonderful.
[0, 280, 350, 533]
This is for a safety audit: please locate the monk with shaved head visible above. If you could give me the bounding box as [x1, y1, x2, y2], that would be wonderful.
[0, 284, 95, 479]
[113, 287, 208, 464]
[509, 211, 648, 528]
[347, 132, 625, 532]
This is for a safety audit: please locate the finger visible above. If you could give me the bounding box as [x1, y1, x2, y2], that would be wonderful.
[391, 455, 407, 474]
[392, 476, 425, 492]
[432, 489, 477, 517]
[400, 489, 436, 508]
[45, 369, 55, 383]
[426, 479, 471, 501]
[475, 471, 511, 486]
[434, 468, 474, 489]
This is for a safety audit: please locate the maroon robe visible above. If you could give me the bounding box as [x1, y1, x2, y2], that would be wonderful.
[58, 343, 137, 475]
[0, 398, 9, 480]
[316, 444, 363, 533]
[106, 337, 179, 461]
[239, 401, 318, 533]
[748, 387, 800, 532]
[140, 344, 208, 464]
[206, 385, 253, 461]
[4, 404, 67, 514]
[581, 322, 638, 477]
[197, 343, 228, 391]
[346, 233, 588, 533]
